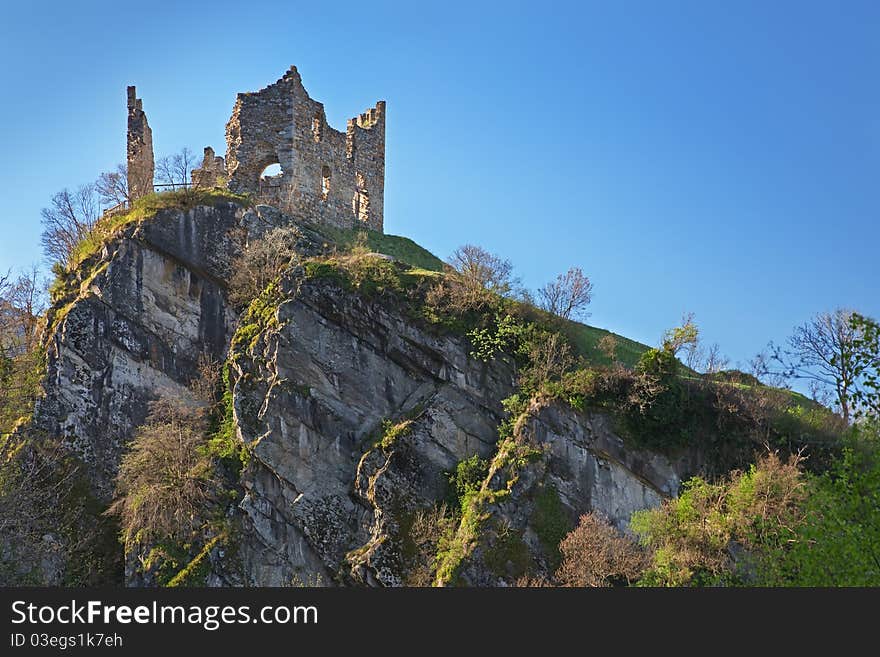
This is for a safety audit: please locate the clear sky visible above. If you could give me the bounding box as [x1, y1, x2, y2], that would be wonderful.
[0, 0, 877, 371]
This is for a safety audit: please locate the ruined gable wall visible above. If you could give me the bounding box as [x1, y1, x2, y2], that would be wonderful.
[225, 66, 385, 232]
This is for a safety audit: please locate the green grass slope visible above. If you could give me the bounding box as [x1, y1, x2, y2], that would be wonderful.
[309, 226, 656, 368]
[311, 224, 446, 272]
[560, 319, 652, 370]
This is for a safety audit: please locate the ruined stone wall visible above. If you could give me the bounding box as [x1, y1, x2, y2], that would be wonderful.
[225, 66, 385, 232]
[191, 146, 227, 189]
[126, 86, 154, 200]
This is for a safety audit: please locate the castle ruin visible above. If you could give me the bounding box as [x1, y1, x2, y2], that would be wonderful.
[125, 66, 386, 232]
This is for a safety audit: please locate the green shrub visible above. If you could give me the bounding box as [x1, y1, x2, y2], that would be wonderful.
[229, 281, 285, 356]
[636, 347, 679, 377]
[631, 452, 807, 586]
[375, 418, 413, 451]
[768, 424, 880, 585]
[448, 454, 490, 510]
[467, 314, 525, 362]
[206, 365, 249, 476]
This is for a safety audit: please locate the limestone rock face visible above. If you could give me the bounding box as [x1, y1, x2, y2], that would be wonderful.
[33, 199, 698, 586]
[231, 276, 517, 585]
[229, 275, 694, 586]
[34, 203, 246, 499]
[455, 399, 691, 585]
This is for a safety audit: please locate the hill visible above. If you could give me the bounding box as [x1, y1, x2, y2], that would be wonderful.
[1, 193, 844, 587]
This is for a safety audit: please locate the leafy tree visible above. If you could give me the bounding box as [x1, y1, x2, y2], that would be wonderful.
[850, 313, 880, 419]
[538, 267, 593, 321]
[661, 312, 699, 356]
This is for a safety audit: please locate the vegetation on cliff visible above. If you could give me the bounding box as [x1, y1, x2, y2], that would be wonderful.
[4, 186, 878, 587]
[220, 224, 871, 587]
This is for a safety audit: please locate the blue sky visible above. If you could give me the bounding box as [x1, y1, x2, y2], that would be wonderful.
[0, 0, 877, 371]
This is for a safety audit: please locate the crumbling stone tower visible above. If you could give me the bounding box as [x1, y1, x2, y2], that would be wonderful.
[224, 66, 386, 232]
[126, 86, 154, 200]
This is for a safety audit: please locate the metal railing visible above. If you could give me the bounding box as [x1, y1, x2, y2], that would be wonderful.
[102, 201, 129, 218]
[100, 183, 195, 218]
[153, 182, 193, 190]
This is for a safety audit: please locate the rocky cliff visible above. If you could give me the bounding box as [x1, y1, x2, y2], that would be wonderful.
[35, 202, 244, 499]
[28, 198, 697, 586]
[226, 264, 693, 586]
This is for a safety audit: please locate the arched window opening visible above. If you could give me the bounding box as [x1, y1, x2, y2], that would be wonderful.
[321, 165, 331, 200]
[260, 163, 283, 180]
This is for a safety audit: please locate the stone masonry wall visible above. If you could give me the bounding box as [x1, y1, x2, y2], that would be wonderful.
[191, 146, 227, 189]
[126, 86, 154, 200]
[225, 66, 385, 232]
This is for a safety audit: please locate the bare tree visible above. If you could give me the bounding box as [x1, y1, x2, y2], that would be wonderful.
[0, 437, 103, 585]
[448, 244, 516, 297]
[156, 147, 199, 190]
[402, 503, 457, 586]
[3, 266, 45, 352]
[428, 245, 519, 315]
[538, 267, 593, 321]
[40, 185, 100, 267]
[686, 340, 730, 374]
[685, 342, 704, 371]
[0, 268, 46, 434]
[770, 309, 872, 423]
[554, 513, 648, 587]
[703, 343, 729, 374]
[597, 334, 618, 362]
[228, 226, 302, 309]
[188, 352, 222, 406]
[108, 398, 217, 552]
[520, 330, 574, 390]
[748, 350, 789, 389]
[95, 163, 131, 208]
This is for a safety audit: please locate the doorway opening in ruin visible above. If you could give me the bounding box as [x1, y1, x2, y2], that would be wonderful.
[259, 162, 283, 199]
